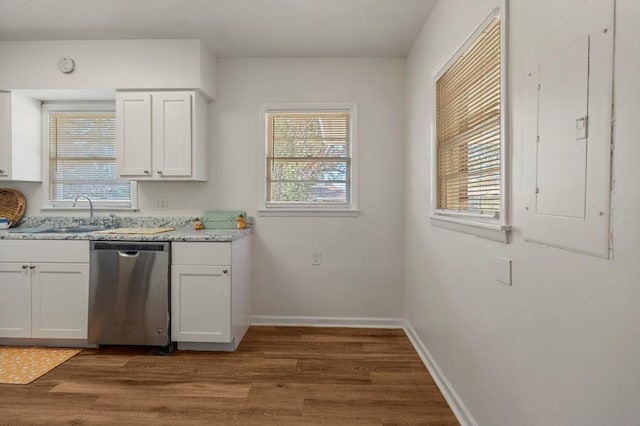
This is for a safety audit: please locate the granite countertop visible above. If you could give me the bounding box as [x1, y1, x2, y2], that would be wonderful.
[0, 216, 252, 242]
[0, 226, 251, 242]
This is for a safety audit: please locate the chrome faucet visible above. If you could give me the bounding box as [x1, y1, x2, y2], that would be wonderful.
[73, 195, 94, 225]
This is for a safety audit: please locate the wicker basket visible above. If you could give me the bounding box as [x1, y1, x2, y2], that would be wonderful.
[0, 188, 26, 227]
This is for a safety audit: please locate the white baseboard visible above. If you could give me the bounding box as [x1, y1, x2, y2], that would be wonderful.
[402, 320, 477, 426]
[251, 315, 405, 329]
[249, 315, 475, 426]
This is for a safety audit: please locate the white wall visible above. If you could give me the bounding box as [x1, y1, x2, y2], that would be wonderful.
[0, 40, 216, 99]
[405, 0, 640, 425]
[212, 58, 406, 319]
[7, 57, 406, 320]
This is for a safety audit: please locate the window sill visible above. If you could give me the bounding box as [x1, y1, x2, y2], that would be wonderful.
[257, 207, 360, 217]
[430, 213, 511, 243]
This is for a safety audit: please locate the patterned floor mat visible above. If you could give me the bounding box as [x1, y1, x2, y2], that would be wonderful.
[0, 347, 82, 384]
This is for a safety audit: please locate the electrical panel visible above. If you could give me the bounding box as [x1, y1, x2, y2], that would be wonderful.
[523, 0, 614, 258]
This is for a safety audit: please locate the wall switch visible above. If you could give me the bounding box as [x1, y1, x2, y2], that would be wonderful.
[496, 257, 512, 286]
[312, 250, 321, 265]
[576, 116, 588, 140]
[154, 197, 168, 211]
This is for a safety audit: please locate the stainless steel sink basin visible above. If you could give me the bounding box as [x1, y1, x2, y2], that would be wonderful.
[49, 225, 106, 233]
[9, 225, 106, 234]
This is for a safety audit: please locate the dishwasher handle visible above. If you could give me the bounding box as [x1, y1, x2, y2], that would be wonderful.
[119, 251, 140, 258]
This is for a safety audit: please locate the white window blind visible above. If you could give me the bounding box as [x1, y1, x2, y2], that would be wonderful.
[266, 111, 351, 206]
[436, 15, 502, 216]
[48, 110, 134, 207]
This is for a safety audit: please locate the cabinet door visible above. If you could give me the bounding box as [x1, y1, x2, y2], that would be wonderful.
[0, 263, 31, 338]
[31, 263, 89, 339]
[153, 92, 192, 178]
[0, 92, 11, 178]
[171, 265, 231, 342]
[116, 92, 153, 178]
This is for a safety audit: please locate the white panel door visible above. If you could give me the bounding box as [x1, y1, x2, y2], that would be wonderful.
[116, 92, 152, 178]
[31, 263, 89, 339]
[152, 92, 192, 178]
[171, 265, 231, 343]
[0, 263, 31, 338]
[524, 0, 614, 258]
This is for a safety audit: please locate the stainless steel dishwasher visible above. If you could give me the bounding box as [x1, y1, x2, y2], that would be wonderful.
[88, 241, 170, 347]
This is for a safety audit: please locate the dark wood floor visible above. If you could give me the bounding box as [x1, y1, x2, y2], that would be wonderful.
[0, 326, 458, 425]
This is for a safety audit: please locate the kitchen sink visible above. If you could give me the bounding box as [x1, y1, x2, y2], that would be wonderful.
[49, 225, 107, 233]
[9, 225, 107, 234]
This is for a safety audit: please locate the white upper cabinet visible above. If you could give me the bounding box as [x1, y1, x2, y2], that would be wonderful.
[116, 90, 208, 181]
[0, 92, 41, 182]
[153, 92, 193, 178]
[116, 92, 152, 177]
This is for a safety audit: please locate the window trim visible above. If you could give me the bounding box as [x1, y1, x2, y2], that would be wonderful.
[430, 1, 510, 242]
[257, 103, 359, 217]
[41, 102, 138, 211]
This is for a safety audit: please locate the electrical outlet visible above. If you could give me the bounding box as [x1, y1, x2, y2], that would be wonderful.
[312, 250, 321, 265]
[154, 197, 168, 211]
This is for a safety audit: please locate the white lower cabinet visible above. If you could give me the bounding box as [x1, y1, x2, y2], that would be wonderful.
[171, 265, 231, 342]
[31, 263, 89, 339]
[0, 241, 90, 340]
[0, 263, 31, 338]
[171, 236, 252, 351]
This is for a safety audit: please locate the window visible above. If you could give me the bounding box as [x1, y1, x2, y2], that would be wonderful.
[432, 4, 509, 241]
[44, 103, 136, 209]
[258, 103, 358, 216]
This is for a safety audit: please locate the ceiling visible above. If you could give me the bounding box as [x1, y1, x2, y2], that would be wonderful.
[0, 0, 436, 57]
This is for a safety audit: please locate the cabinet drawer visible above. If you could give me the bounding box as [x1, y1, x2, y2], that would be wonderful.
[1, 240, 89, 263]
[172, 242, 231, 265]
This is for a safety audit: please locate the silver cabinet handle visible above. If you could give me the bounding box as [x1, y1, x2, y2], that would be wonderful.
[222, 269, 228, 274]
[22, 265, 28, 269]
[29, 265, 36, 270]
[144, 170, 150, 175]
[157, 170, 162, 175]
[0, 169, 5, 174]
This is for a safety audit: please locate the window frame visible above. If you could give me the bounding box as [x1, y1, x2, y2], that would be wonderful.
[430, 2, 510, 243]
[41, 102, 138, 211]
[257, 103, 359, 217]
